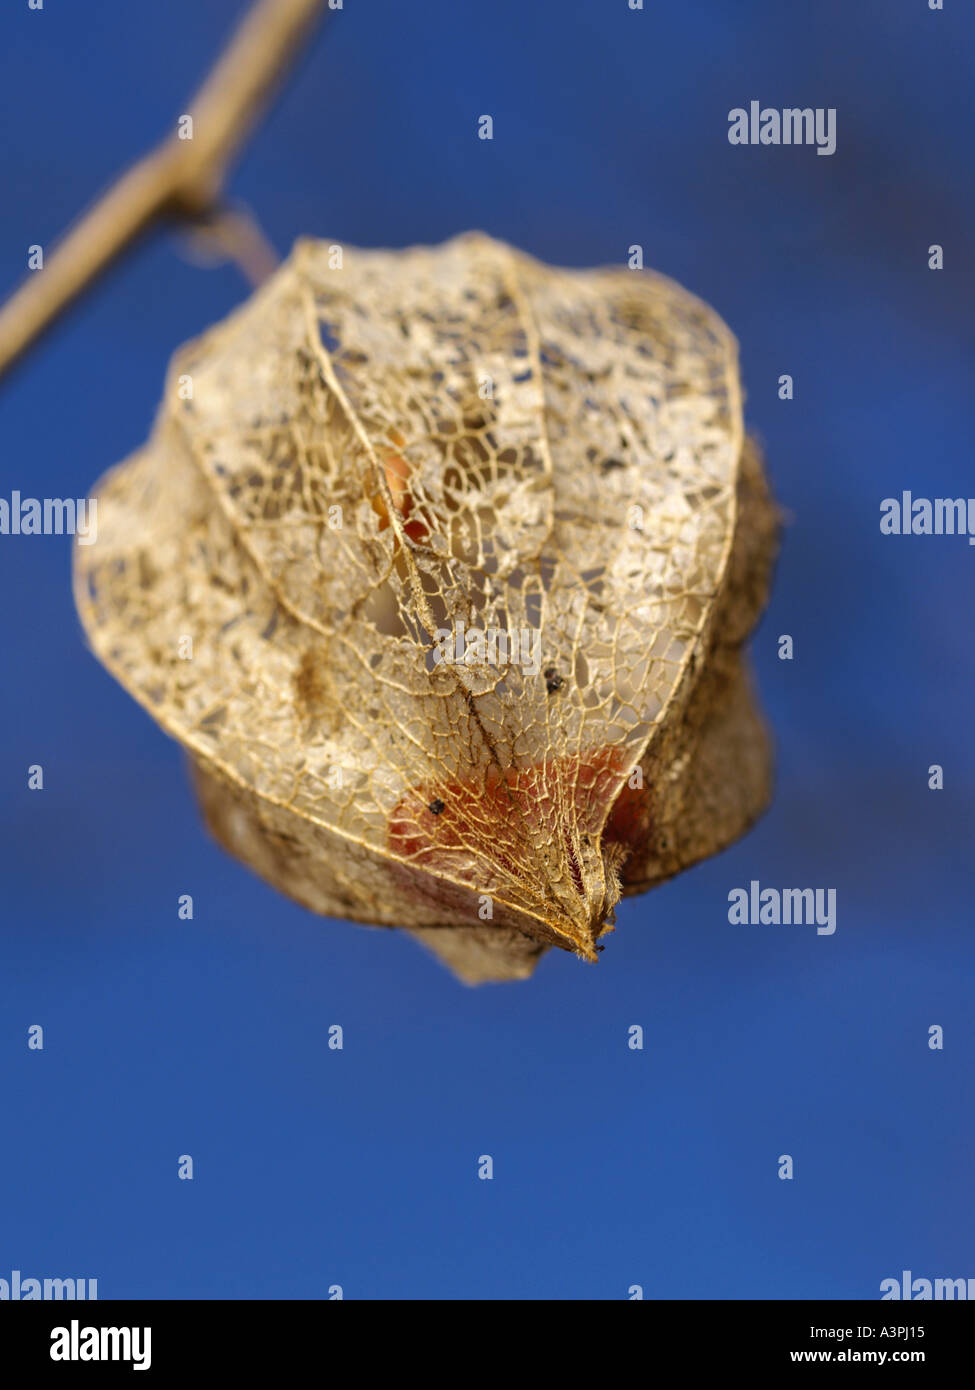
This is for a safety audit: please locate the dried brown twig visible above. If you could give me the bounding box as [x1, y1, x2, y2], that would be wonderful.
[0, 0, 328, 383]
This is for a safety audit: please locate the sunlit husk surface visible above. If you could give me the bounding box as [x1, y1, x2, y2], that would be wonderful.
[75, 234, 777, 982]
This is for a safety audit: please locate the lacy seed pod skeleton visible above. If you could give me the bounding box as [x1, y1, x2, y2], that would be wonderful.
[74, 234, 777, 983]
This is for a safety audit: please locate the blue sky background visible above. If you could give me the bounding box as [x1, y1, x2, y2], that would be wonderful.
[0, 0, 972, 1299]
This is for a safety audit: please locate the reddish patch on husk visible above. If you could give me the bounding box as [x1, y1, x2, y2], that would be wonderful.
[388, 746, 647, 876]
[604, 769, 649, 849]
[371, 448, 430, 543]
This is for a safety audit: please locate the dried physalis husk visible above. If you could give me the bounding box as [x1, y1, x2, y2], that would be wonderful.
[74, 233, 777, 984]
